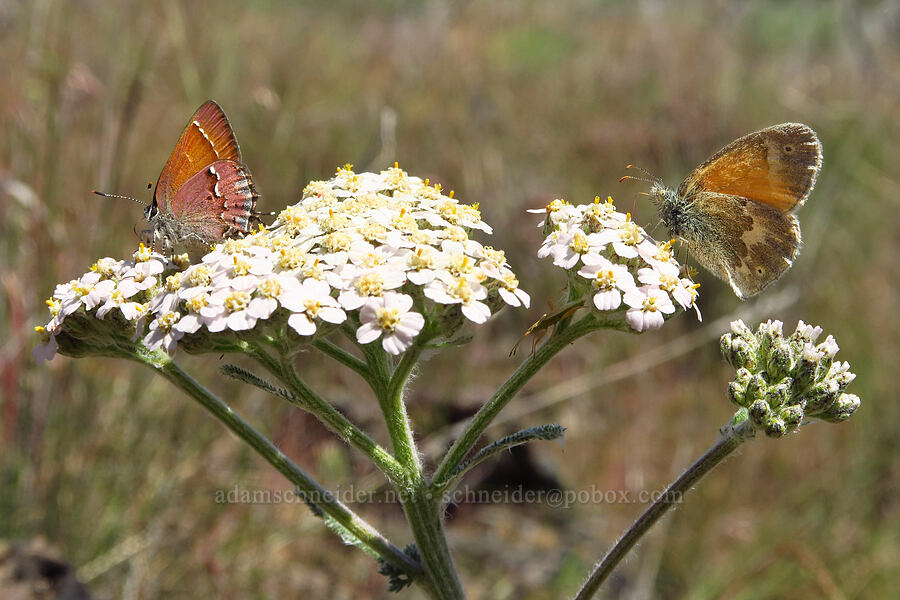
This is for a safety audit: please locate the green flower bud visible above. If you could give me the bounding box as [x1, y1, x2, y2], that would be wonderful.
[764, 416, 787, 438]
[733, 339, 756, 370]
[748, 399, 771, 426]
[780, 405, 804, 428]
[720, 333, 735, 364]
[745, 373, 766, 404]
[790, 320, 823, 344]
[805, 379, 840, 413]
[819, 393, 861, 423]
[767, 339, 793, 381]
[729, 319, 752, 339]
[756, 320, 781, 358]
[829, 363, 856, 391]
[721, 334, 756, 370]
[720, 320, 859, 436]
[792, 342, 820, 392]
[764, 379, 793, 409]
[728, 381, 745, 406]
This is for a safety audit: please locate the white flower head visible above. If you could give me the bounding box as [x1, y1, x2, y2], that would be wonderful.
[279, 277, 347, 336]
[356, 292, 425, 355]
[37, 164, 529, 358]
[578, 255, 637, 311]
[624, 286, 675, 332]
[537, 195, 699, 330]
[144, 311, 184, 353]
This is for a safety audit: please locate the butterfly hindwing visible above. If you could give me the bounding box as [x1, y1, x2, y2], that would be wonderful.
[678, 123, 822, 213]
[169, 160, 258, 242]
[683, 192, 801, 299]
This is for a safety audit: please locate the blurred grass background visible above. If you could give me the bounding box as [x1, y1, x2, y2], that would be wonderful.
[2, 0, 898, 598]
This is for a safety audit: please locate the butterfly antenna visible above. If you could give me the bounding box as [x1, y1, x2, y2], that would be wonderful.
[92, 190, 147, 206]
[619, 164, 664, 186]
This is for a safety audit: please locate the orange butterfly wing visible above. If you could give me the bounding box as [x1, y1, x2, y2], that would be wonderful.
[153, 100, 242, 213]
[677, 123, 822, 212]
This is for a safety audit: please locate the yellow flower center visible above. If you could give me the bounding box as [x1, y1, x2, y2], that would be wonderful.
[392, 209, 418, 232]
[46, 298, 61, 317]
[594, 269, 616, 290]
[355, 273, 385, 296]
[224, 291, 251, 312]
[186, 293, 210, 312]
[172, 253, 191, 270]
[91, 260, 116, 277]
[443, 226, 468, 242]
[232, 256, 252, 276]
[302, 261, 325, 280]
[360, 222, 387, 242]
[159, 311, 180, 331]
[376, 306, 401, 331]
[165, 273, 184, 291]
[658, 273, 679, 291]
[358, 251, 385, 269]
[72, 282, 92, 297]
[569, 230, 590, 254]
[619, 219, 644, 246]
[451, 279, 473, 303]
[409, 230, 433, 245]
[188, 266, 212, 287]
[278, 206, 310, 235]
[304, 299, 323, 317]
[408, 247, 434, 270]
[258, 277, 282, 298]
[322, 231, 353, 253]
[481, 246, 506, 265]
[546, 198, 570, 214]
[642, 296, 660, 312]
[319, 209, 351, 232]
[279, 247, 307, 270]
[224, 238, 251, 254]
[448, 254, 474, 276]
[133, 243, 152, 262]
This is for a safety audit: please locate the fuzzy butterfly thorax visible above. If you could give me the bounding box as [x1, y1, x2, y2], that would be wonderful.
[652, 183, 689, 237]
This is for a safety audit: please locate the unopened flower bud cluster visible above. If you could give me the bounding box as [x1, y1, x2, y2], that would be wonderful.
[530, 197, 700, 331]
[35, 165, 531, 360]
[721, 319, 860, 437]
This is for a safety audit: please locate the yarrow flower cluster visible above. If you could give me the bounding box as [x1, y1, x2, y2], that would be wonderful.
[530, 197, 700, 331]
[721, 319, 860, 437]
[35, 164, 530, 360]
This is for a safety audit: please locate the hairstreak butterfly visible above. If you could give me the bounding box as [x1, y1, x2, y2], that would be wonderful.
[95, 100, 263, 254]
[623, 123, 822, 299]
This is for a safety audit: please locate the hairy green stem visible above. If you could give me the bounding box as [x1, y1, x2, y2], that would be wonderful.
[365, 342, 465, 599]
[244, 343, 409, 486]
[400, 487, 464, 600]
[139, 351, 422, 580]
[434, 424, 566, 494]
[383, 346, 424, 473]
[573, 420, 754, 600]
[433, 314, 606, 486]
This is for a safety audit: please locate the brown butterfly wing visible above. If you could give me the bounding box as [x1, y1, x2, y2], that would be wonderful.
[678, 123, 822, 212]
[169, 160, 258, 243]
[682, 192, 801, 299]
[153, 100, 242, 213]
